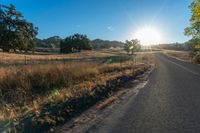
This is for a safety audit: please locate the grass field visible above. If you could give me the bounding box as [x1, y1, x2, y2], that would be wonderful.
[163, 50, 192, 63]
[0, 50, 126, 66]
[0, 50, 155, 132]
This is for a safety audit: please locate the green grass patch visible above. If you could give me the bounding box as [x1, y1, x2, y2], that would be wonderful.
[103, 55, 131, 64]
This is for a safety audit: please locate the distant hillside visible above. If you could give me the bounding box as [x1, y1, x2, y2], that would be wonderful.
[36, 37, 124, 50]
[36, 36, 62, 48]
[91, 39, 124, 49]
[152, 40, 197, 51]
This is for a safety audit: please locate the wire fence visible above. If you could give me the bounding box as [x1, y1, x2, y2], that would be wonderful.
[0, 52, 148, 77]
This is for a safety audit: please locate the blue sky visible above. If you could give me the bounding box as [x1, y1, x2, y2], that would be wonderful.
[1, 0, 193, 43]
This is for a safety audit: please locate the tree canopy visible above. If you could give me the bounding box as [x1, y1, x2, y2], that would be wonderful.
[184, 0, 200, 40]
[124, 39, 141, 55]
[0, 4, 38, 52]
[60, 33, 92, 53]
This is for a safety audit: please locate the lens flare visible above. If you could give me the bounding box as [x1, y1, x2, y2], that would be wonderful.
[133, 26, 163, 45]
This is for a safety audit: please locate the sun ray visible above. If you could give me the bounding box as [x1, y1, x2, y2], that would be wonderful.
[133, 26, 163, 45]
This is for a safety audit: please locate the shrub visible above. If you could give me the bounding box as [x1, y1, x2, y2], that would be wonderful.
[192, 51, 200, 63]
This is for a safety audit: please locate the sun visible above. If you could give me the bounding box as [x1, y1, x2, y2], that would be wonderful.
[133, 26, 163, 45]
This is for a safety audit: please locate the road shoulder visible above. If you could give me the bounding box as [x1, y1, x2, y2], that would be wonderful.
[54, 69, 154, 133]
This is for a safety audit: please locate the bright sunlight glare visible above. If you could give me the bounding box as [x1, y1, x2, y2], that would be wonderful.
[133, 26, 163, 45]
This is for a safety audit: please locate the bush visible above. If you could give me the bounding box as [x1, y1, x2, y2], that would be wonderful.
[192, 51, 200, 63]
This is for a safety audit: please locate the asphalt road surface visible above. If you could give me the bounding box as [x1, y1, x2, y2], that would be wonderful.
[93, 53, 200, 133]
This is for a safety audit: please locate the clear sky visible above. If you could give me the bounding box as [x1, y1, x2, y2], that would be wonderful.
[1, 0, 193, 43]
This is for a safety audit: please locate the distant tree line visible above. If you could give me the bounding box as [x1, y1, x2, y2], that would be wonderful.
[0, 4, 38, 52]
[91, 39, 124, 49]
[36, 35, 125, 53]
[60, 35, 126, 53]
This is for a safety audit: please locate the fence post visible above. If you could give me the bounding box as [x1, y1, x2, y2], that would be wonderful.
[24, 55, 27, 65]
[120, 55, 122, 73]
[132, 54, 134, 73]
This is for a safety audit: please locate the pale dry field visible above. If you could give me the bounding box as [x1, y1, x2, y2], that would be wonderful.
[0, 50, 119, 66]
[163, 50, 192, 62]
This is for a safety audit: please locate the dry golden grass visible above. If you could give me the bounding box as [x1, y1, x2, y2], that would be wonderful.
[0, 50, 115, 65]
[164, 51, 192, 62]
[165, 50, 200, 64]
[0, 62, 98, 104]
[0, 52, 155, 123]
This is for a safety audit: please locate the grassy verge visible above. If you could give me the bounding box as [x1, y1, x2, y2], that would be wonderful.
[164, 50, 200, 64]
[0, 52, 154, 133]
[163, 50, 192, 62]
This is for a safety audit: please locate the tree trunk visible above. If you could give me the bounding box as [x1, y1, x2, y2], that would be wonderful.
[2, 48, 10, 52]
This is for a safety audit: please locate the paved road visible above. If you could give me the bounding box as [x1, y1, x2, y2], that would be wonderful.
[93, 53, 200, 133]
